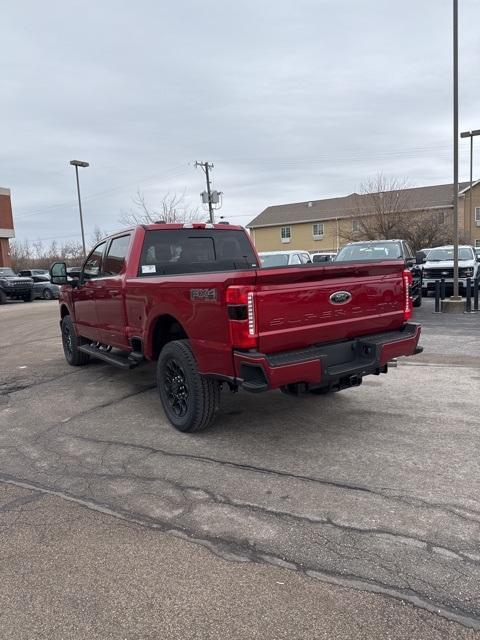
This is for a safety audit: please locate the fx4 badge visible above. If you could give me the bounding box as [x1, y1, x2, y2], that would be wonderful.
[329, 291, 352, 305]
[190, 288, 217, 301]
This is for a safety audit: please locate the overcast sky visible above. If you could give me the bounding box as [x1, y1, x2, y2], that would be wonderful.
[1, 0, 479, 245]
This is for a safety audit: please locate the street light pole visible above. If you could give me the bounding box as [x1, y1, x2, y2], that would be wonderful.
[70, 159, 89, 258]
[460, 130, 480, 243]
[452, 0, 460, 300]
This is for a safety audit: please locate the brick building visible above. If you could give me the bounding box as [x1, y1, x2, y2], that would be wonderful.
[0, 187, 14, 267]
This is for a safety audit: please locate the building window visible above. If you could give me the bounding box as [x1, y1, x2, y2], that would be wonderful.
[312, 222, 324, 239]
[434, 211, 445, 225]
[476, 239, 480, 248]
[352, 219, 360, 233]
[475, 207, 480, 224]
[280, 226, 291, 243]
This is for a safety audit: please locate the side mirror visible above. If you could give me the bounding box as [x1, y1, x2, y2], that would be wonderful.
[476, 255, 480, 262]
[415, 251, 427, 265]
[50, 262, 68, 285]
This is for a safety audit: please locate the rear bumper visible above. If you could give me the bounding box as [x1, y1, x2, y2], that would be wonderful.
[233, 323, 422, 393]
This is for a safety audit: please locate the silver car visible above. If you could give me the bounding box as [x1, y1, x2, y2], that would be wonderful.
[31, 275, 60, 300]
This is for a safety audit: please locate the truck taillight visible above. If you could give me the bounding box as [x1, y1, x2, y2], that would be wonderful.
[403, 269, 413, 321]
[226, 285, 258, 349]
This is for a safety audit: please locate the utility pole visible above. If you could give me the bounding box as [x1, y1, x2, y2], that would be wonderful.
[70, 159, 89, 258]
[195, 161, 215, 222]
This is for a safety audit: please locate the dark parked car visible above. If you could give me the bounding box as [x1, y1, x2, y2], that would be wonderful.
[334, 239, 423, 307]
[0, 267, 34, 303]
[31, 275, 60, 300]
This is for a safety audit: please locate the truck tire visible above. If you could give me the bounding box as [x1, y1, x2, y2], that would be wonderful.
[43, 288, 53, 300]
[0, 290, 6, 305]
[23, 291, 34, 302]
[413, 294, 422, 308]
[157, 339, 220, 432]
[61, 315, 90, 366]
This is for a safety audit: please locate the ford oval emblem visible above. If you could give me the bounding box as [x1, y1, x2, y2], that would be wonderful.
[329, 291, 352, 305]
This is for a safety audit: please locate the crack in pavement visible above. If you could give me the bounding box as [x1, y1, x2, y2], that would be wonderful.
[27, 385, 156, 442]
[0, 473, 479, 632]
[51, 467, 480, 568]
[0, 369, 85, 397]
[65, 433, 480, 526]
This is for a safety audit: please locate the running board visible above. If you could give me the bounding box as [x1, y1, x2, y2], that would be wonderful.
[78, 344, 142, 369]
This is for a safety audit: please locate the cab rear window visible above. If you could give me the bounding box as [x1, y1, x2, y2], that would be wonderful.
[138, 229, 258, 276]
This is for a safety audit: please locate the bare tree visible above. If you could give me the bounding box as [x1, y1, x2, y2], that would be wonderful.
[400, 211, 454, 251]
[10, 238, 85, 271]
[119, 189, 204, 226]
[340, 174, 454, 251]
[90, 225, 107, 245]
[341, 174, 413, 241]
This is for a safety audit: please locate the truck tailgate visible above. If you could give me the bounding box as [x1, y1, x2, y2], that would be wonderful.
[254, 261, 407, 353]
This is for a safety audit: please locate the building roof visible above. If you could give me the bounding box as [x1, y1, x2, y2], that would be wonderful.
[248, 182, 470, 229]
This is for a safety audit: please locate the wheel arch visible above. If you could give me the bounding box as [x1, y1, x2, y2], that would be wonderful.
[148, 314, 189, 360]
[60, 304, 70, 319]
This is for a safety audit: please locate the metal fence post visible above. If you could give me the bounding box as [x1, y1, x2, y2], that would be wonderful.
[465, 278, 472, 313]
[440, 278, 446, 300]
[473, 278, 479, 312]
[434, 280, 441, 313]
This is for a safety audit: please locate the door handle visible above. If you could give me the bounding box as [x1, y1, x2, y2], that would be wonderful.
[108, 290, 121, 297]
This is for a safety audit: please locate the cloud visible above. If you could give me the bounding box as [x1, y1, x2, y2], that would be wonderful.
[1, 0, 478, 244]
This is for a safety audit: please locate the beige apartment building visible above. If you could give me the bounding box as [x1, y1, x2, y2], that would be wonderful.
[248, 182, 480, 253]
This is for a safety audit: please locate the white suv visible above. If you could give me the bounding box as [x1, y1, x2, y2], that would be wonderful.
[421, 245, 480, 294]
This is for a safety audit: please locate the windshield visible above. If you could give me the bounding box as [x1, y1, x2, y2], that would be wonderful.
[335, 242, 402, 262]
[0, 268, 16, 277]
[260, 254, 290, 267]
[427, 248, 473, 261]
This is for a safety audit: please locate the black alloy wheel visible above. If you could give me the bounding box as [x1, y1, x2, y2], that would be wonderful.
[61, 315, 90, 366]
[156, 340, 220, 432]
[164, 358, 190, 418]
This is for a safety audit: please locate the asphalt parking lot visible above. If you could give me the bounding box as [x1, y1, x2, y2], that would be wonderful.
[1, 298, 479, 638]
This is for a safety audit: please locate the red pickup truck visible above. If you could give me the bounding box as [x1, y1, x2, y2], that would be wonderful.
[50, 223, 422, 432]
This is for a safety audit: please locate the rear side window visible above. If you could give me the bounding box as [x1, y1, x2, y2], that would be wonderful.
[104, 235, 131, 276]
[138, 229, 258, 276]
